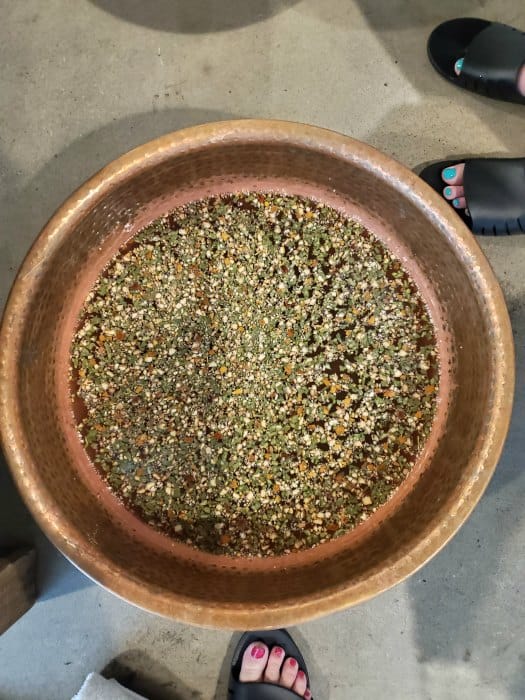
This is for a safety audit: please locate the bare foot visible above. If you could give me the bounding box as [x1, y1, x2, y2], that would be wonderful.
[239, 642, 311, 698]
[454, 57, 525, 95]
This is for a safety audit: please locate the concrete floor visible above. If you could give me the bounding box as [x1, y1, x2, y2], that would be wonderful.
[1, 0, 524, 698]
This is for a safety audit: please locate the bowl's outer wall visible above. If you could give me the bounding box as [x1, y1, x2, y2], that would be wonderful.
[0, 121, 514, 628]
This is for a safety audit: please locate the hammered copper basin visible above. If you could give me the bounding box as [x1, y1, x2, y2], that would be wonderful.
[0, 120, 514, 629]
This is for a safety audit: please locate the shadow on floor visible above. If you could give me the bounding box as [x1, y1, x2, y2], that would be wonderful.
[407, 296, 525, 698]
[312, 0, 524, 30]
[90, 0, 300, 34]
[1, 106, 239, 306]
[37, 541, 93, 602]
[103, 651, 202, 699]
[365, 101, 518, 169]
[354, 37, 525, 690]
[212, 633, 241, 700]
[303, 0, 524, 155]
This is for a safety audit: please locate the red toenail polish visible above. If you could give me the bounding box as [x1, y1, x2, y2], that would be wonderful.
[289, 658, 297, 667]
[273, 647, 284, 657]
[251, 645, 266, 659]
[305, 691, 311, 699]
[297, 671, 305, 679]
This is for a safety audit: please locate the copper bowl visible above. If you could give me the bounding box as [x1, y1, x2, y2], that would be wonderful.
[0, 120, 514, 628]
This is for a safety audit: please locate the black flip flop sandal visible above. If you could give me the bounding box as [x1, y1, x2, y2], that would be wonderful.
[428, 18, 525, 104]
[419, 158, 525, 234]
[228, 629, 312, 700]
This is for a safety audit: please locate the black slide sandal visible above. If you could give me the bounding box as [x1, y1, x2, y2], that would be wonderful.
[428, 18, 525, 104]
[419, 158, 525, 235]
[228, 629, 311, 699]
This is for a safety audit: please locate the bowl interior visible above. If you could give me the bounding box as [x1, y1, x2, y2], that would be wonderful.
[1, 122, 512, 628]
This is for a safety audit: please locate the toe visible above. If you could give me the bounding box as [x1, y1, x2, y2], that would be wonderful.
[304, 690, 312, 700]
[292, 669, 308, 696]
[280, 657, 299, 689]
[442, 163, 465, 186]
[452, 197, 467, 209]
[264, 646, 285, 683]
[519, 65, 525, 97]
[443, 185, 464, 201]
[239, 642, 269, 683]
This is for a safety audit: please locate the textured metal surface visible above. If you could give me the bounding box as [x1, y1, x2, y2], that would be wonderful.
[0, 120, 514, 629]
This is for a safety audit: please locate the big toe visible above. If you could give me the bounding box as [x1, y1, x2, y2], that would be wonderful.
[442, 163, 465, 186]
[239, 642, 269, 683]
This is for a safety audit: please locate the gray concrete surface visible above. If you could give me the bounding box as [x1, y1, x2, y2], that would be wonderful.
[0, 1, 524, 698]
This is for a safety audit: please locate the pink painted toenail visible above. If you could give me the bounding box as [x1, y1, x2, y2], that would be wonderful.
[304, 690, 312, 699]
[251, 644, 266, 659]
[289, 658, 297, 667]
[273, 647, 284, 657]
[297, 670, 305, 679]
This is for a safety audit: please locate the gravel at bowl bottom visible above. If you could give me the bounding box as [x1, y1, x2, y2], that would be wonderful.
[71, 192, 439, 557]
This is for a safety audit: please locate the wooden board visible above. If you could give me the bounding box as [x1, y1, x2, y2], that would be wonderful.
[0, 548, 36, 635]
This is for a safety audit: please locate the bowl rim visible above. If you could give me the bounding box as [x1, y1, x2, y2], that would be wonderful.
[0, 119, 515, 628]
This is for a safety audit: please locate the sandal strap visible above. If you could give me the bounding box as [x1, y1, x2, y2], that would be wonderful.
[460, 22, 525, 102]
[464, 158, 525, 235]
[230, 681, 304, 699]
